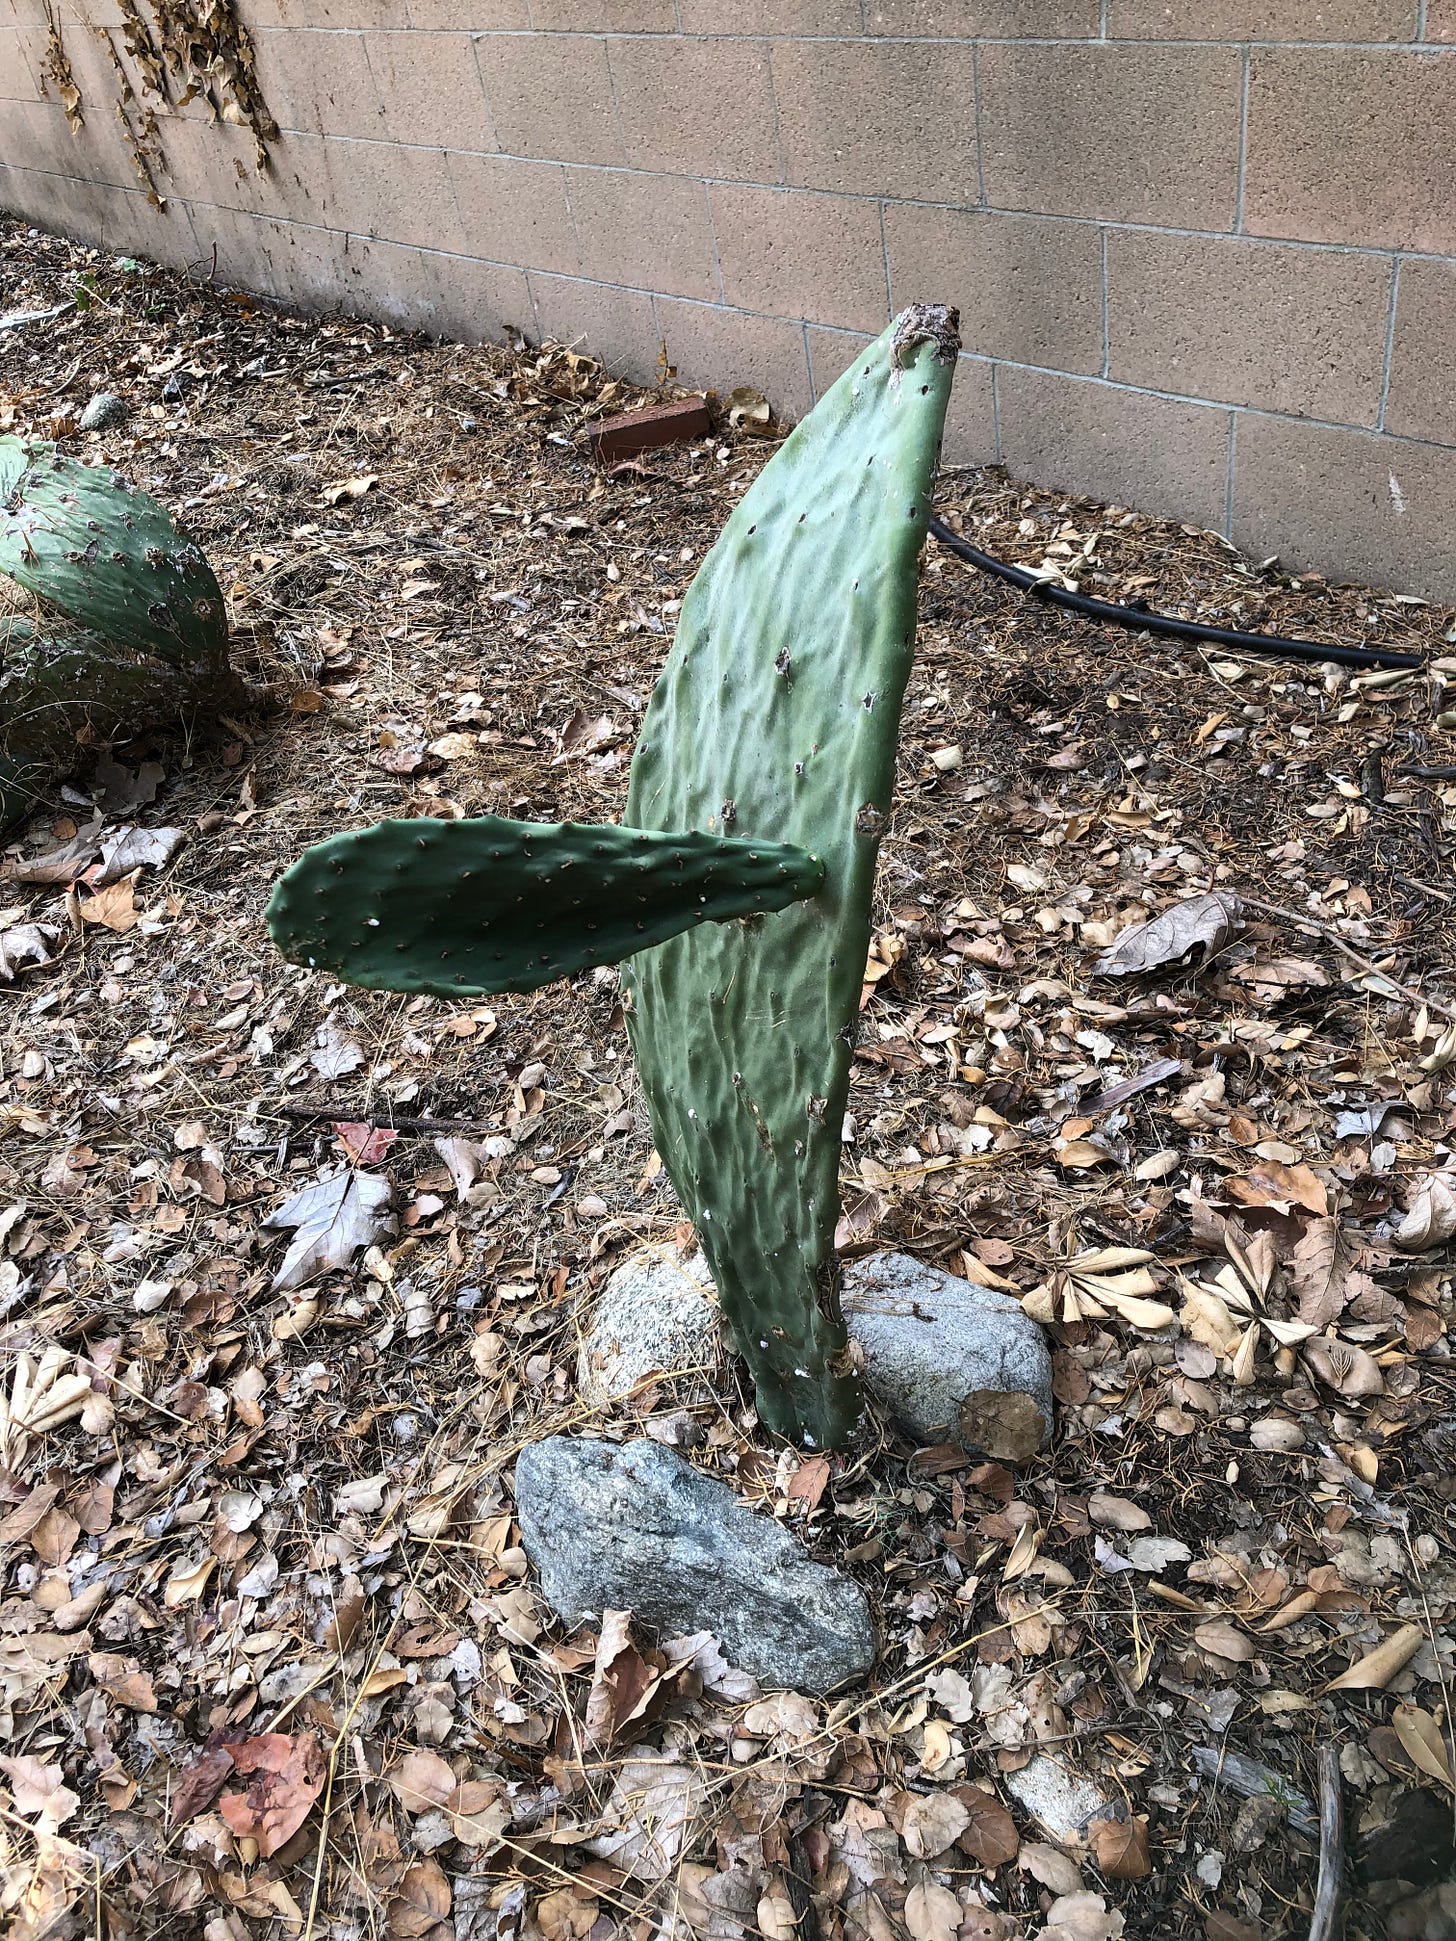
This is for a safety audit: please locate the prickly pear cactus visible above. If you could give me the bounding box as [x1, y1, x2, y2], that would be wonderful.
[267, 816, 826, 998]
[623, 306, 959, 1448]
[0, 438, 243, 835]
[0, 439, 226, 668]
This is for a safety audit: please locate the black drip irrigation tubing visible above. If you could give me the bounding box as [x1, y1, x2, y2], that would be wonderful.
[927, 514, 1427, 674]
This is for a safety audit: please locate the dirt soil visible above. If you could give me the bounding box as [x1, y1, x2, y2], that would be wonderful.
[2, 218, 1454, 1941]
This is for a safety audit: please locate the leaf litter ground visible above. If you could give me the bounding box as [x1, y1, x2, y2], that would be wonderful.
[1, 219, 1454, 1941]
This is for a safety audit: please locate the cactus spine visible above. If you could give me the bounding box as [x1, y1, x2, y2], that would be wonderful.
[623, 306, 959, 1447]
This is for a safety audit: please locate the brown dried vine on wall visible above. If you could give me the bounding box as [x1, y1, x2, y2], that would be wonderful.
[38, 5, 84, 133]
[58, 0, 280, 215]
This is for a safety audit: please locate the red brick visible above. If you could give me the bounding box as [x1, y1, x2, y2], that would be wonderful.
[448, 151, 579, 272]
[1384, 258, 1456, 444]
[711, 184, 890, 333]
[773, 40, 977, 201]
[884, 204, 1104, 375]
[589, 395, 713, 465]
[980, 43, 1242, 225]
[997, 366, 1231, 533]
[476, 31, 623, 167]
[865, 0, 1099, 32]
[527, 271, 657, 376]
[364, 32, 496, 155]
[609, 36, 780, 182]
[654, 299, 815, 422]
[1244, 48, 1456, 253]
[1232, 415, 1456, 601]
[1109, 0, 1415, 36]
[249, 28, 384, 141]
[1107, 231, 1392, 424]
[569, 168, 718, 301]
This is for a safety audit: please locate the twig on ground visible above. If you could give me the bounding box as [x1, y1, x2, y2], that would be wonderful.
[1308, 1742, 1345, 1941]
[268, 1103, 481, 1135]
[1235, 890, 1456, 1023]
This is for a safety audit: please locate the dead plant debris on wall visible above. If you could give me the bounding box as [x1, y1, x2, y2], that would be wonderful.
[0, 219, 1454, 1941]
[37, 6, 84, 134]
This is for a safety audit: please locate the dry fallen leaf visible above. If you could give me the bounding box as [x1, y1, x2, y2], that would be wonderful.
[956, 1783, 1019, 1867]
[1089, 1814, 1151, 1880]
[905, 1878, 962, 1941]
[387, 1857, 452, 1939]
[87, 1651, 157, 1712]
[1327, 1624, 1425, 1692]
[584, 1609, 667, 1750]
[1093, 892, 1237, 976]
[217, 1732, 325, 1857]
[1390, 1705, 1455, 1792]
[1394, 1170, 1456, 1250]
[388, 1747, 457, 1813]
[262, 1168, 395, 1290]
[1302, 1336, 1385, 1399]
[0, 1753, 80, 1827]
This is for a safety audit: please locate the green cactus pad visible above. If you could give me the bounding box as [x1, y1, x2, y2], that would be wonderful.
[0, 437, 226, 668]
[623, 305, 959, 1448]
[266, 815, 827, 998]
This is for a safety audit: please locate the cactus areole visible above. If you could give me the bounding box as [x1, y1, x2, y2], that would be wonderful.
[268, 306, 960, 1447]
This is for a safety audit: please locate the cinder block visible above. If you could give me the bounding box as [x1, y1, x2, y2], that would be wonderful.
[980, 43, 1242, 226]
[1430, 0, 1456, 39]
[1231, 414, 1456, 601]
[569, 167, 718, 301]
[527, 270, 657, 376]
[654, 297, 814, 422]
[1, 27, 41, 96]
[1245, 49, 1456, 253]
[997, 365, 1231, 533]
[408, 0, 526, 24]
[865, 0, 1100, 33]
[249, 28, 384, 141]
[448, 150, 579, 272]
[318, 137, 466, 254]
[711, 184, 889, 333]
[884, 204, 1103, 374]
[1384, 258, 1456, 443]
[1107, 230, 1392, 425]
[1108, 0, 1414, 37]
[476, 32, 624, 167]
[422, 247, 535, 344]
[334, 232, 455, 334]
[529, 0, 677, 27]
[364, 32, 496, 155]
[772, 39, 977, 201]
[679, 0, 859, 26]
[298, 0, 398, 23]
[609, 36, 779, 182]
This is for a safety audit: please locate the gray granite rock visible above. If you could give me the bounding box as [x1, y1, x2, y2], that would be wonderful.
[842, 1252, 1053, 1461]
[515, 1436, 876, 1693]
[79, 391, 129, 431]
[577, 1246, 719, 1405]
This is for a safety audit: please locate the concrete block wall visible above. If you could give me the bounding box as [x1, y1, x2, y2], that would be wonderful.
[4, 1, 1456, 600]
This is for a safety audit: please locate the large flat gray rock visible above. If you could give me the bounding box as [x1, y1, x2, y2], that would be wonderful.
[514, 1437, 875, 1693]
[842, 1252, 1053, 1461]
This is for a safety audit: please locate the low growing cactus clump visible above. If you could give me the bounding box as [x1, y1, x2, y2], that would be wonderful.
[268, 305, 960, 1448]
[0, 437, 245, 834]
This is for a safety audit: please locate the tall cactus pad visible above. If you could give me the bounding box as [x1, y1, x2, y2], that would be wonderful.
[624, 306, 959, 1448]
[266, 816, 827, 999]
[0, 438, 226, 668]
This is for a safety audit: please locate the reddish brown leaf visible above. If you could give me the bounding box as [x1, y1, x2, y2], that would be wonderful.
[954, 1783, 1019, 1867]
[169, 1746, 236, 1828]
[217, 1732, 325, 1856]
[1090, 1813, 1151, 1880]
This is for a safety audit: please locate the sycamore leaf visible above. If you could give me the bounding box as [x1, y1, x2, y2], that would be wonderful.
[262, 1168, 395, 1290]
[1093, 892, 1237, 976]
[218, 1732, 325, 1857]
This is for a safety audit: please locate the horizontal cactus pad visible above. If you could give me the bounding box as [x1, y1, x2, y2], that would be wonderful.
[266, 815, 827, 998]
